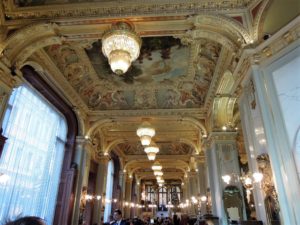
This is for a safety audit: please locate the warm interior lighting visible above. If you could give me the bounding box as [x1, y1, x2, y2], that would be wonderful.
[151, 161, 162, 171]
[222, 175, 231, 184]
[137, 121, 155, 146]
[157, 179, 164, 184]
[253, 172, 263, 182]
[200, 196, 207, 202]
[154, 171, 163, 176]
[156, 176, 163, 181]
[146, 152, 156, 160]
[144, 142, 159, 161]
[102, 22, 141, 75]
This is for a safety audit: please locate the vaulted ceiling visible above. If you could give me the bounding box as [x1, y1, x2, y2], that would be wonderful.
[1, 0, 298, 183]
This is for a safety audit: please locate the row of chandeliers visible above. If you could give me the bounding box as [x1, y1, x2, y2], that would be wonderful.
[136, 121, 164, 186]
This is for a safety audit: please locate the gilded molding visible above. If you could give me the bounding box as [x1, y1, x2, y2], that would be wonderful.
[30, 50, 89, 114]
[3, 0, 254, 20]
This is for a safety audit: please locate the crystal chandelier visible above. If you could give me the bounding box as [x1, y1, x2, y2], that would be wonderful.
[221, 172, 263, 189]
[152, 161, 162, 171]
[144, 142, 159, 161]
[154, 171, 163, 176]
[102, 22, 142, 75]
[137, 121, 155, 146]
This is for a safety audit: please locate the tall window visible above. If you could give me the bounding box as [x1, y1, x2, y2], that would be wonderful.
[158, 186, 168, 206]
[145, 185, 155, 203]
[0, 85, 67, 224]
[169, 185, 182, 204]
[104, 160, 114, 222]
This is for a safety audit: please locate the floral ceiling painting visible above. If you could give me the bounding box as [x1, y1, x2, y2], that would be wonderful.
[45, 36, 221, 111]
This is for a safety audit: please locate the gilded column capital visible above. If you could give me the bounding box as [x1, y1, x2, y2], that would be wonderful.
[76, 136, 92, 147]
[188, 171, 198, 177]
[209, 131, 237, 141]
[97, 155, 110, 164]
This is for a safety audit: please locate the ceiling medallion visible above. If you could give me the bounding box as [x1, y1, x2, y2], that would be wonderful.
[144, 142, 159, 161]
[136, 121, 155, 146]
[101, 22, 142, 75]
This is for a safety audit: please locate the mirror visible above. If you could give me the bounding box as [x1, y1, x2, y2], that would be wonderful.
[223, 185, 243, 222]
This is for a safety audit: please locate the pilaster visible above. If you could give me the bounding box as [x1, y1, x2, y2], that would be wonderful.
[239, 81, 268, 224]
[124, 176, 133, 218]
[206, 132, 245, 225]
[72, 136, 93, 225]
[92, 155, 110, 225]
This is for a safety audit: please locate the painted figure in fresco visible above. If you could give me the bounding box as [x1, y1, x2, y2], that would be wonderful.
[163, 89, 178, 108]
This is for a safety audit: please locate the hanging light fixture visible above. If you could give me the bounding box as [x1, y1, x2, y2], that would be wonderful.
[102, 22, 142, 75]
[144, 142, 159, 161]
[136, 121, 155, 146]
[151, 161, 162, 171]
[154, 171, 163, 176]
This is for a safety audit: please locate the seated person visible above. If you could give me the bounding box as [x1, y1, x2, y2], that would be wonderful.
[5, 216, 46, 225]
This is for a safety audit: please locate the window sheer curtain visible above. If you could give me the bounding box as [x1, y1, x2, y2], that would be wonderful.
[104, 160, 114, 222]
[0, 85, 67, 225]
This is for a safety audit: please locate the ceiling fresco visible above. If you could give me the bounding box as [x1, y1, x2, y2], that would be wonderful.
[14, 0, 254, 7]
[115, 142, 193, 155]
[45, 36, 221, 111]
[15, 0, 121, 7]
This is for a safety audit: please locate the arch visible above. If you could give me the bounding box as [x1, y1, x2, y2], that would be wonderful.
[189, 14, 252, 45]
[180, 117, 207, 137]
[104, 138, 128, 154]
[24, 60, 85, 135]
[124, 159, 189, 172]
[86, 118, 115, 137]
[138, 174, 184, 182]
[1, 23, 62, 67]
[178, 138, 200, 154]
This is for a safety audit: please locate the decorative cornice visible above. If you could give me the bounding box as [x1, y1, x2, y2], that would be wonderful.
[87, 108, 206, 120]
[3, 0, 254, 21]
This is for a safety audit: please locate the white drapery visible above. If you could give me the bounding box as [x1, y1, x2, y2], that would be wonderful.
[0, 85, 67, 225]
[104, 160, 114, 222]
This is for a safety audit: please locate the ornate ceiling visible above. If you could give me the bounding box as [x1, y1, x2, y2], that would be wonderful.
[1, 0, 289, 183]
[44, 36, 221, 111]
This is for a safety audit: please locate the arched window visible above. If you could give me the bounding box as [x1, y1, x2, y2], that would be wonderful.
[104, 160, 114, 222]
[0, 85, 67, 224]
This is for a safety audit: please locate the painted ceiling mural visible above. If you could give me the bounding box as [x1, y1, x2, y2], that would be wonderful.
[14, 0, 254, 7]
[15, 0, 125, 7]
[45, 36, 221, 111]
[115, 142, 193, 155]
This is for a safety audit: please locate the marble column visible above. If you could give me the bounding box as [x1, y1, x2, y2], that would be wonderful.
[135, 180, 141, 217]
[124, 176, 133, 218]
[196, 161, 207, 215]
[188, 171, 198, 215]
[183, 175, 192, 215]
[239, 79, 268, 224]
[92, 156, 110, 225]
[71, 137, 93, 225]
[206, 132, 246, 225]
[119, 170, 126, 212]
